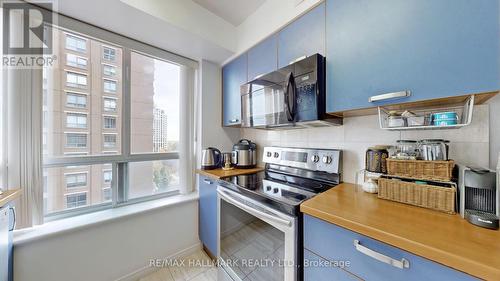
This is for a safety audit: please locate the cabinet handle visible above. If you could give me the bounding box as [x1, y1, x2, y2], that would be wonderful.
[368, 91, 411, 103]
[9, 207, 16, 231]
[203, 179, 213, 185]
[353, 240, 410, 269]
[229, 118, 239, 123]
[289, 55, 307, 65]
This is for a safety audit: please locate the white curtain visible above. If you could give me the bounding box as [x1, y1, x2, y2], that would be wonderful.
[2, 13, 44, 228]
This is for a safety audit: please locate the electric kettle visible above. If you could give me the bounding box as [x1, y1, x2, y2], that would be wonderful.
[201, 147, 222, 170]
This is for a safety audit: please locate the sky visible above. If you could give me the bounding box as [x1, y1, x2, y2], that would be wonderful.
[153, 59, 180, 141]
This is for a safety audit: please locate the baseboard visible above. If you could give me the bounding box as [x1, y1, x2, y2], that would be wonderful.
[115, 242, 202, 281]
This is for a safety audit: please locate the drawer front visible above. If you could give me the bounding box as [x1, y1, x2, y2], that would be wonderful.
[198, 175, 218, 255]
[304, 215, 477, 281]
[304, 248, 360, 281]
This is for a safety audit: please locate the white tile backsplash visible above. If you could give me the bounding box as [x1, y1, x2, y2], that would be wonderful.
[241, 104, 490, 183]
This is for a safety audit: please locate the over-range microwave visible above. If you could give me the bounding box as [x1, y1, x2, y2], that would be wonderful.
[240, 54, 342, 129]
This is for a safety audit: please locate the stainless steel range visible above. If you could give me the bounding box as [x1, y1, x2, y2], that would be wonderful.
[217, 147, 342, 281]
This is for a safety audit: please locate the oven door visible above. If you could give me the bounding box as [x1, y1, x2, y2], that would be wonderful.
[217, 186, 297, 281]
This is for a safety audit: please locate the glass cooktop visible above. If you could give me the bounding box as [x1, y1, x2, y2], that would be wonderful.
[220, 170, 334, 207]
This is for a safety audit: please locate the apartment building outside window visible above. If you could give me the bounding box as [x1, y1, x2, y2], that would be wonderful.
[66, 133, 87, 148]
[102, 64, 116, 76]
[103, 98, 117, 112]
[65, 173, 87, 188]
[66, 192, 87, 209]
[102, 188, 111, 201]
[66, 72, 87, 88]
[103, 170, 112, 184]
[66, 93, 87, 108]
[103, 116, 116, 129]
[103, 79, 117, 93]
[65, 34, 86, 53]
[66, 113, 87, 128]
[103, 46, 116, 61]
[66, 53, 87, 69]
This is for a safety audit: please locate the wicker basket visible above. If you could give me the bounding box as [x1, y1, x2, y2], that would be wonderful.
[386, 159, 454, 182]
[378, 177, 456, 214]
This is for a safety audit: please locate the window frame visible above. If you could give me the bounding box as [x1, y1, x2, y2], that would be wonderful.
[66, 92, 88, 108]
[42, 12, 197, 221]
[66, 112, 88, 129]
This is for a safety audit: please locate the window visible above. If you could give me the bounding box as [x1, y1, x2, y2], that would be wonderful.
[103, 79, 117, 93]
[103, 116, 116, 129]
[66, 133, 87, 148]
[66, 113, 87, 128]
[66, 54, 87, 68]
[103, 47, 116, 61]
[66, 72, 87, 88]
[66, 93, 87, 108]
[103, 64, 116, 76]
[103, 98, 117, 112]
[65, 34, 86, 52]
[42, 23, 194, 220]
[66, 192, 87, 209]
[103, 170, 112, 184]
[65, 173, 87, 188]
[102, 188, 111, 201]
[131, 52, 180, 154]
[103, 134, 116, 148]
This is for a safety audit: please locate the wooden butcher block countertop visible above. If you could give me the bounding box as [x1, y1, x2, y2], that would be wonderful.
[196, 167, 264, 179]
[301, 183, 500, 280]
[0, 189, 22, 208]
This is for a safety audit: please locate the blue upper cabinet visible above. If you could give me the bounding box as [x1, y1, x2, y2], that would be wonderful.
[247, 34, 278, 81]
[326, 0, 500, 113]
[222, 54, 247, 126]
[198, 175, 218, 256]
[278, 3, 325, 68]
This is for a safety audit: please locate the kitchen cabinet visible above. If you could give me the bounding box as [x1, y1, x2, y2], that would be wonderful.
[0, 205, 14, 281]
[303, 215, 476, 281]
[222, 54, 247, 126]
[198, 175, 218, 256]
[247, 34, 278, 81]
[325, 0, 500, 113]
[278, 3, 325, 68]
[304, 248, 360, 281]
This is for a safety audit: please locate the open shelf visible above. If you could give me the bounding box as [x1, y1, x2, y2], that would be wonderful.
[378, 95, 474, 131]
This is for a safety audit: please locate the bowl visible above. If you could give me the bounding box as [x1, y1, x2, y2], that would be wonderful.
[432, 112, 458, 121]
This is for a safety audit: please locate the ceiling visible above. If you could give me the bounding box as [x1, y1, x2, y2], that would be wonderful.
[192, 0, 266, 26]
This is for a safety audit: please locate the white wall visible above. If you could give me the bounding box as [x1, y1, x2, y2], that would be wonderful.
[489, 95, 500, 169]
[14, 201, 199, 281]
[197, 60, 240, 162]
[242, 105, 490, 183]
[232, 0, 323, 62]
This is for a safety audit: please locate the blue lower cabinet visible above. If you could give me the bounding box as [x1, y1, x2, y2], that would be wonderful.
[304, 248, 360, 281]
[198, 175, 218, 256]
[304, 215, 477, 281]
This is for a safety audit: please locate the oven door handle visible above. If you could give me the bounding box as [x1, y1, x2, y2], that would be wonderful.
[217, 188, 292, 227]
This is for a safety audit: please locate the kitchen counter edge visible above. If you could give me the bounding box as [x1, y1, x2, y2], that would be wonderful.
[300, 183, 500, 280]
[196, 167, 264, 179]
[0, 189, 22, 208]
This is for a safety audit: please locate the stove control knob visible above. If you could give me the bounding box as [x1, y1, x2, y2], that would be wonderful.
[273, 188, 279, 194]
[322, 155, 332, 164]
[311, 155, 320, 163]
[266, 186, 272, 191]
[274, 152, 280, 158]
[266, 151, 272, 157]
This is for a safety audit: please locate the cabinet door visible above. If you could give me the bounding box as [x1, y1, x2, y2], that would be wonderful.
[248, 35, 278, 81]
[278, 3, 325, 68]
[304, 215, 477, 281]
[0, 206, 9, 281]
[326, 0, 500, 113]
[304, 249, 360, 281]
[198, 175, 218, 256]
[222, 54, 247, 126]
